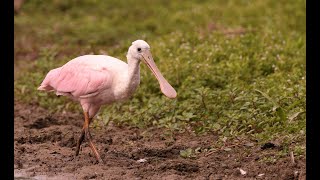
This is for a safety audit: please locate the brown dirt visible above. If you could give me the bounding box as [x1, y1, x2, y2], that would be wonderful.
[14, 101, 305, 180]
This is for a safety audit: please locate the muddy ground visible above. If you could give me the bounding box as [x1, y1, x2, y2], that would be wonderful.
[14, 101, 305, 180]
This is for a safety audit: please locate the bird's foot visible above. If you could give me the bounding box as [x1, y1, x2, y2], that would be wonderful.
[97, 157, 104, 164]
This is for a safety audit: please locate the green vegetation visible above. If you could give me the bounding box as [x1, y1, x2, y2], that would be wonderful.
[15, 0, 305, 151]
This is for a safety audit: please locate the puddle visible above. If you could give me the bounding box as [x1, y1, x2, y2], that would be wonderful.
[15, 169, 75, 180]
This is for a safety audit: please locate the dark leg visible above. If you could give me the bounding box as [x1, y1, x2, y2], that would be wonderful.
[74, 112, 104, 163]
[75, 128, 85, 156]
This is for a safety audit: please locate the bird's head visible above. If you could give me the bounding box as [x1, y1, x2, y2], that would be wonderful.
[127, 40, 177, 99]
[127, 40, 150, 59]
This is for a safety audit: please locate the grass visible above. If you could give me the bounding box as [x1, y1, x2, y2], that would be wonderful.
[14, 0, 306, 153]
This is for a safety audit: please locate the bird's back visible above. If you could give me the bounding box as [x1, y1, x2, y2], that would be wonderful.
[64, 55, 127, 69]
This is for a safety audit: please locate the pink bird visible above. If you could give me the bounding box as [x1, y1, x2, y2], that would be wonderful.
[38, 40, 177, 163]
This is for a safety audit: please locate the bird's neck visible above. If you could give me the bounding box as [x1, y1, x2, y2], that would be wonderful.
[126, 55, 141, 82]
[121, 55, 140, 96]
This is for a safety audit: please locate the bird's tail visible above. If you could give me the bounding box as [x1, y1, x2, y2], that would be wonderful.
[37, 85, 53, 91]
[37, 67, 62, 91]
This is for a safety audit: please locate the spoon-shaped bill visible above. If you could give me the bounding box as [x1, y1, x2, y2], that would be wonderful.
[141, 51, 177, 99]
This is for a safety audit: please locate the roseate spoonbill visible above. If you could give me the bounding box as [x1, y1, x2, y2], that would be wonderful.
[38, 40, 177, 163]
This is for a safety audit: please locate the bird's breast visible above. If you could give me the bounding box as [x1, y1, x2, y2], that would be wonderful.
[113, 73, 140, 101]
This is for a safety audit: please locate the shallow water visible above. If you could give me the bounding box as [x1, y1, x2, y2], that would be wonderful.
[15, 169, 75, 180]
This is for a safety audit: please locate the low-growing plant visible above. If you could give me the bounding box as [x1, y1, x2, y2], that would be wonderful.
[15, 0, 305, 156]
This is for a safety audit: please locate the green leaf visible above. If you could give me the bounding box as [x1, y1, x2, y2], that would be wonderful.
[180, 148, 194, 158]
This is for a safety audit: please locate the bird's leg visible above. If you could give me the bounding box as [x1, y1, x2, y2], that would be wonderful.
[75, 127, 85, 156]
[83, 112, 104, 164]
[74, 112, 103, 163]
[75, 111, 89, 156]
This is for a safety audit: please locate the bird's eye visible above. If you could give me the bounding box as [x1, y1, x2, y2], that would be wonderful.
[137, 48, 141, 52]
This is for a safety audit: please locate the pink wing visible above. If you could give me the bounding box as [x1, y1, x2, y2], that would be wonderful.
[38, 59, 112, 98]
